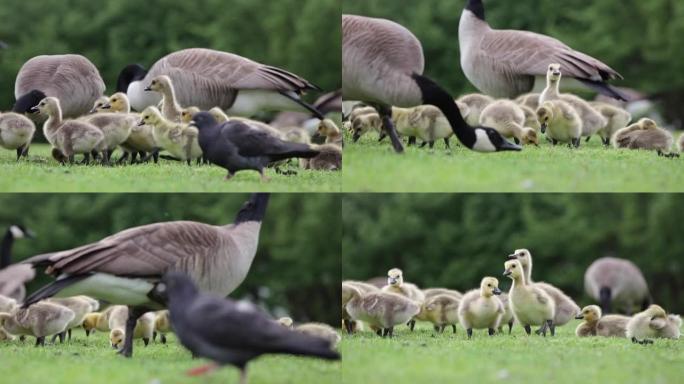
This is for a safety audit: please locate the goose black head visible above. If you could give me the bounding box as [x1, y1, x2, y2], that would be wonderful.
[13, 90, 46, 113]
[465, 0, 485, 21]
[116, 64, 147, 93]
[7, 224, 35, 239]
[189, 112, 219, 132]
[473, 127, 522, 152]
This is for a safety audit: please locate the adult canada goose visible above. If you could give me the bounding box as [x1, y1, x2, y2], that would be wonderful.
[507, 249, 580, 331]
[342, 14, 521, 153]
[626, 305, 681, 344]
[479, 100, 538, 145]
[612, 118, 677, 157]
[0, 112, 35, 160]
[536, 100, 582, 147]
[589, 101, 632, 146]
[139, 106, 202, 165]
[153, 272, 340, 384]
[344, 283, 420, 338]
[21, 193, 269, 357]
[574, 305, 629, 338]
[539, 64, 607, 140]
[188, 112, 319, 181]
[459, 0, 625, 100]
[584, 257, 650, 315]
[381, 268, 424, 331]
[341, 281, 379, 334]
[14, 55, 106, 118]
[116, 48, 323, 118]
[30, 97, 104, 164]
[0, 225, 36, 301]
[503, 259, 555, 336]
[0, 301, 75, 346]
[458, 277, 504, 338]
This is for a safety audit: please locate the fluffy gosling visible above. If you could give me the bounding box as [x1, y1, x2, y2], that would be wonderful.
[382, 268, 424, 331]
[139, 106, 202, 164]
[415, 293, 460, 334]
[626, 305, 681, 344]
[575, 305, 629, 338]
[503, 259, 555, 336]
[456, 93, 495, 127]
[479, 100, 538, 145]
[153, 309, 172, 344]
[344, 283, 419, 338]
[458, 277, 505, 338]
[295, 323, 341, 349]
[536, 100, 582, 147]
[0, 112, 35, 160]
[612, 118, 676, 157]
[0, 301, 75, 346]
[108, 306, 155, 348]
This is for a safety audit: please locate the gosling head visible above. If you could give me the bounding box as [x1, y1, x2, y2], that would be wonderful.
[507, 249, 532, 270]
[644, 304, 667, 319]
[208, 107, 229, 123]
[639, 118, 657, 130]
[82, 313, 100, 336]
[521, 128, 539, 146]
[387, 268, 404, 287]
[139, 106, 163, 126]
[90, 96, 110, 114]
[277, 317, 294, 329]
[107, 92, 130, 113]
[576, 305, 601, 322]
[30, 97, 59, 116]
[480, 276, 502, 297]
[352, 114, 381, 143]
[547, 63, 562, 82]
[181, 107, 201, 124]
[318, 119, 340, 137]
[110, 329, 125, 349]
[503, 259, 524, 280]
[536, 103, 554, 134]
[145, 75, 172, 93]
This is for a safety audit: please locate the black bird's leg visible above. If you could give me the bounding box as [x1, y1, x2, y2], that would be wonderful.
[142, 148, 160, 163]
[524, 325, 531, 335]
[67, 328, 72, 341]
[381, 328, 388, 338]
[50, 333, 59, 344]
[585, 136, 591, 143]
[117, 152, 129, 165]
[118, 306, 148, 358]
[551, 139, 558, 146]
[419, 142, 427, 148]
[428, 141, 435, 149]
[376, 329, 382, 337]
[602, 137, 610, 146]
[372, 103, 404, 153]
[467, 328, 473, 339]
[439, 325, 445, 333]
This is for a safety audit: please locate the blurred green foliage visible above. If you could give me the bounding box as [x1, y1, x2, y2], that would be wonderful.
[343, 0, 684, 125]
[342, 194, 684, 313]
[0, 193, 341, 324]
[0, 0, 341, 108]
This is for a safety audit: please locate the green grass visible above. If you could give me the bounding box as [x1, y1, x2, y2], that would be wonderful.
[0, 330, 340, 384]
[0, 144, 340, 192]
[343, 131, 684, 192]
[341, 321, 684, 384]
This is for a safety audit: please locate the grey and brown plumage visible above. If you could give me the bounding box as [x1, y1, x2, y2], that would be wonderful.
[415, 293, 460, 334]
[117, 48, 323, 118]
[0, 301, 74, 346]
[189, 112, 319, 181]
[0, 225, 36, 301]
[46, 295, 98, 342]
[345, 282, 420, 338]
[14, 55, 105, 118]
[155, 272, 339, 384]
[626, 305, 681, 344]
[503, 259, 555, 336]
[0, 112, 35, 160]
[584, 257, 650, 315]
[612, 118, 676, 157]
[341, 281, 378, 334]
[21, 193, 269, 357]
[575, 305, 629, 338]
[459, 0, 625, 100]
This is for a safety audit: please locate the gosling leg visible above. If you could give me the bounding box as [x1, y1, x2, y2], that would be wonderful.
[15, 146, 24, 161]
[407, 136, 416, 146]
[35, 336, 45, 347]
[408, 319, 415, 331]
[548, 320, 555, 336]
[143, 337, 150, 347]
[488, 328, 495, 336]
[161, 334, 167, 344]
[388, 327, 394, 338]
[452, 324, 457, 334]
[524, 325, 531, 335]
[467, 328, 473, 339]
[508, 320, 513, 334]
[444, 138, 451, 149]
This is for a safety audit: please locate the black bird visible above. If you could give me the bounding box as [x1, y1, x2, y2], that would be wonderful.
[154, 272, 340, 384]
[189, 112, 319, 181]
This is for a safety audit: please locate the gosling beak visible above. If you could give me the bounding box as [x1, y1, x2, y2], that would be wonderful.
[503, 270, 512, 277]
[101, 103, 111, 110]
[541, 122, 547, 134]
[137, 120, 145, 126]
[189, 120, 197, 128]
[575, 314, 584, 320]
[353, 133, 361, 143]
[553, 72, 561, 76]
[492, 287, 502, 295]
[111, 343, 118, 349]
[85, 329, 91, 337]
[28, 106, 39, 114]
[144, 86, 152, 91]
[506, 254, 517, 260]
[497, 139, 522, 152]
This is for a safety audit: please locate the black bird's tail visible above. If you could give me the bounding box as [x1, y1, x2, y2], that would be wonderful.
[269, 143, 320, 161]
[577, 79, 629, 101]
[275, 332, 341, 361]
[22, 275, 90, 308]
[599, 287, 612, 313]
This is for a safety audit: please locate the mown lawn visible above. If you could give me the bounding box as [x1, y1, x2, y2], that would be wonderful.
[343, 131, 684, 192]
[0, 144, 341, 192]
[340, 321, 683, 384]
[0, 329, 340, 384]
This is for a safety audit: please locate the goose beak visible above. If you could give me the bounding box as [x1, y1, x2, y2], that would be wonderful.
[575, 314, 584, 320]
[493, 287, 502, 295]
[498, 139, 522, 152]
[144, 86, 152, 91]
[507, 254, 517, 260]
[503, 270, 512, 277]
[541, 123, 547, 134]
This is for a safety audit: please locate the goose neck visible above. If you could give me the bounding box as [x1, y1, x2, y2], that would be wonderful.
[45, 106, 62, 135]
[0, 230, 13, 268]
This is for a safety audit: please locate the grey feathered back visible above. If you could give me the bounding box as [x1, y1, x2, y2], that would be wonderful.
[15, 55, 105, 118]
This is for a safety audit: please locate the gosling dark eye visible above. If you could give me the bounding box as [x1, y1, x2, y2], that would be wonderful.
[512, 265, 516, 268]
[487, 284, 491, 287]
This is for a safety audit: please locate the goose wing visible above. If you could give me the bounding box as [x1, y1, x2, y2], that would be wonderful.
[151, 48, 317, 93]
[22, 221, 221, 277]
[478, 29, 622, 81]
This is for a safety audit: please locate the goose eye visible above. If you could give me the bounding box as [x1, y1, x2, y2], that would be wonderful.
[512, 265, 516, 268]
[487, 284, 491, 287]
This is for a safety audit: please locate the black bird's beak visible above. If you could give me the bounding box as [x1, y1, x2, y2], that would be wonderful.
[498, 139, 522, 152]
[503, 270, 512, 277]
[144, 86, 152, 91]
[507, 254, 517, 260]
[575, 314, 584, 320]
[28, 106, 39, 114]
[493, 287, 502, 295]
[541, 122, 547, 134]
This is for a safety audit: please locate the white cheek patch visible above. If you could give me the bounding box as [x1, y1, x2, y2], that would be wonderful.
[472, 129, 497, 152]
[9, 226, 24, 238]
